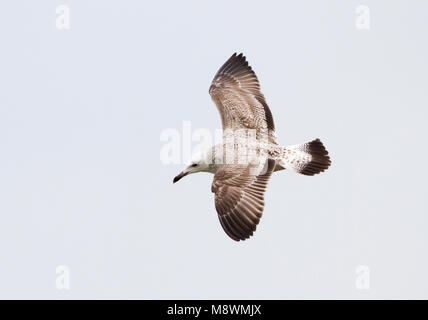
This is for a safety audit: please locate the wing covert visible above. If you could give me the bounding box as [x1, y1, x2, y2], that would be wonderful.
[209, 53, 275, 133]
[211, 158, 276, 241]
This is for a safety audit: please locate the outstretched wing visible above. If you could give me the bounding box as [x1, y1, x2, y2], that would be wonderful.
[211, 159, 276, 241]
[209, 53, 275, 133]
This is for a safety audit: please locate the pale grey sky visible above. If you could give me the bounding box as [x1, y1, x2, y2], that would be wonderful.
[0, 0, 427, 299]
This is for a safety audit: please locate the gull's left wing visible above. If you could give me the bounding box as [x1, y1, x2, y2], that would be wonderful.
[209, 53, 276, 140]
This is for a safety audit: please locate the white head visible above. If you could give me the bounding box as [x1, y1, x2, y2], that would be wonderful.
[173, 148, 219, 183]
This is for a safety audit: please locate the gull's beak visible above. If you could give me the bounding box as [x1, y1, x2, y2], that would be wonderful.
[173, 171, 188, 184]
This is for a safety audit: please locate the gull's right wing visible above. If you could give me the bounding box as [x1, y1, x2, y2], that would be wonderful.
[211, 158, 276, 241]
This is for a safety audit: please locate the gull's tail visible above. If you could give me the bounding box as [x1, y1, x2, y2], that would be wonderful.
[278, 139, 331, 176]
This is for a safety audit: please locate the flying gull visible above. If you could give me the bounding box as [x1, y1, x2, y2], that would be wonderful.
[173, 53, 331, 241]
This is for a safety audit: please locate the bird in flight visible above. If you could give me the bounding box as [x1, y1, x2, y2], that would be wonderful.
[173, 53, 331, 241]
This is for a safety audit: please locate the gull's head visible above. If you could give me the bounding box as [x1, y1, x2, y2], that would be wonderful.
[173, 150, 215, 183]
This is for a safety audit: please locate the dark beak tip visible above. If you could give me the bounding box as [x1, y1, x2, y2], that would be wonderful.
[173, 172, 186, 184]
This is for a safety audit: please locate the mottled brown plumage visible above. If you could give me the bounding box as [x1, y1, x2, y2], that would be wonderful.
[173, 53, 331, 242]
[209, 53, 276, 141]
[211, 159, 275, 241]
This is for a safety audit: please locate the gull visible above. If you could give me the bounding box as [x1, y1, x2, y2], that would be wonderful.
[173, 53, 331, 241]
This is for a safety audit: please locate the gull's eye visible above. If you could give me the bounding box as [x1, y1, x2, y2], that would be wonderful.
[191, 163, 197, 167]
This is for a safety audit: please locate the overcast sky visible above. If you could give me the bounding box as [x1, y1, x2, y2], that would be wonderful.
[0, 0, 427, 299]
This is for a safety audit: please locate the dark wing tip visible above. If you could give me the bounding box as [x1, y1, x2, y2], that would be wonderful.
[215, 52, 251, 77]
